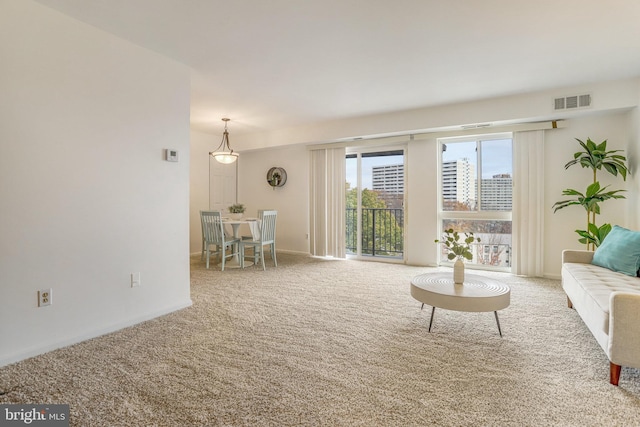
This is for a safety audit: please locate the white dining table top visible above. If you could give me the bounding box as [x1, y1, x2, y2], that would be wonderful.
[221, 217, 259, 224]
[221, 217, 261, 240]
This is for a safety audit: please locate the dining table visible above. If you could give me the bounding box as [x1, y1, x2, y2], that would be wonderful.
[221, 217, 261, 268]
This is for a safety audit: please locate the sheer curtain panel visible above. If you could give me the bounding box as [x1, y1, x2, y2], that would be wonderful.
[309, 148, 346, 258]
[512, 130, 544, 276]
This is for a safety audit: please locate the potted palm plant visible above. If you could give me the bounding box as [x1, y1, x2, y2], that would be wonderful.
[435, 228, 481, 284]
[553, 138, 628, 250]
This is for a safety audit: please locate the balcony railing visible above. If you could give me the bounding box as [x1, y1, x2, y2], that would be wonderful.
[346, 208, 403, 258]
[345, 208, 510, 265]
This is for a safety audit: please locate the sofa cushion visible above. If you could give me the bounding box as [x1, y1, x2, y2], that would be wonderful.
[592, 225, 640, 276]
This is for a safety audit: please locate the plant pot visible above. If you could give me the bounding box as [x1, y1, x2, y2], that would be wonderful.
[453, 258, 465, 284]
[229, 213, 243, 220]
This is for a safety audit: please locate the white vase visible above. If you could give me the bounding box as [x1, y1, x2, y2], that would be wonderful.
[453, 258, 465, 284]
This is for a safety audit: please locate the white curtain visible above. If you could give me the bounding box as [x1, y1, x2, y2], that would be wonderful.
[309, 147, 346, 257]
[512, 130, 544, 276]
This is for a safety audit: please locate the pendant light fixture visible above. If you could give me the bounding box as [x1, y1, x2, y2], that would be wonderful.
[210, 118, 238, 164]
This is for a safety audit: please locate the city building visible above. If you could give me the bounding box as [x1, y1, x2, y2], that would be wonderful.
[481, 173, 513, 211]
[372, 163, 404, 209]
[442, 158, 476, 209]
[372, 164, 404, 195]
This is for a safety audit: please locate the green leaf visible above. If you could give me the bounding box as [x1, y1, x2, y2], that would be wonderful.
[585, 182, 600, 197]
[553, 200, 581, 212]
[576, 138, 588, 151]
[619, 166, 627, 181]
[561, 188, 583, 196]
[598, 224, 612, 244]
[596, 140, 607, 151]
[579, 158, 592, 168]
[603, 163, 617, 176]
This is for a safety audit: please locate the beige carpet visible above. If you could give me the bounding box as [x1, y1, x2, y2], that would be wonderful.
[1, 254, 639, 426]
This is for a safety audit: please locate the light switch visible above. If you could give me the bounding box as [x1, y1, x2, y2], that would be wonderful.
[131, 272, 141, 287]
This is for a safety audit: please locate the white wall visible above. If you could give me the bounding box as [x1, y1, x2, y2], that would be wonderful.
[0, 1, 192, 366]
[236, 145, 310, 255]
[189, 130, 213, 254]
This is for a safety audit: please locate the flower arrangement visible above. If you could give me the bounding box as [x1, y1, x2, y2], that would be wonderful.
[228, 203, 245, 214]
[268, 171, 281, 187]
[435, 228, 481, 261]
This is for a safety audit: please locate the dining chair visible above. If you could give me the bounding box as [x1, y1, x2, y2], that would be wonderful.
[241, 209, 274, 241]
[200, 210, 240, 271]
[200, 224, 207, 261]
[239, 210, 277, 270]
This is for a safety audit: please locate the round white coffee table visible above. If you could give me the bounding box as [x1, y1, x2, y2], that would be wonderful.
[410, 272, 510, 336]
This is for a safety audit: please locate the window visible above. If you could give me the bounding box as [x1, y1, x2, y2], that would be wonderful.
[438, 134, 512, 270]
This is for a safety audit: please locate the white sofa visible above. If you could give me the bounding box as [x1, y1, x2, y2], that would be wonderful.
[562, 249, 640, 385]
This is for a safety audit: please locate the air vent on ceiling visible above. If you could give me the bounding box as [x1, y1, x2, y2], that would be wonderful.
[554, 94, 591, 111]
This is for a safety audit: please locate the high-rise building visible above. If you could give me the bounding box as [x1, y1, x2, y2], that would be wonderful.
[372, 164, 404, 194]
[372, 163, 404, 209]
[481, 173, 512, 211]
[442, 158, 476, 209]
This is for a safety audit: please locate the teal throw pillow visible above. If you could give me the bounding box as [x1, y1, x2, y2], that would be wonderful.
[592, 225, 640, 276]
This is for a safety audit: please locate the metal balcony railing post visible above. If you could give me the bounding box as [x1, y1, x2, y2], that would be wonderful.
[371, 209, 376, 256]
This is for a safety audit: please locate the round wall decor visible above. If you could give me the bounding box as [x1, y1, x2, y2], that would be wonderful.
[266, 167, 287, 188]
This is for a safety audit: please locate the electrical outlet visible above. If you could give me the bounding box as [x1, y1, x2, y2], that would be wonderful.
[38, 289, 52, 307]
[131, 272, 141, 288]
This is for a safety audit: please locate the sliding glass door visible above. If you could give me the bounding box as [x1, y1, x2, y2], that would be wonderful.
[345, 147, 405, 260]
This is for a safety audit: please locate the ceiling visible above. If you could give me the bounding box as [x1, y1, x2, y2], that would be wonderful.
[34, 0, 640, 136]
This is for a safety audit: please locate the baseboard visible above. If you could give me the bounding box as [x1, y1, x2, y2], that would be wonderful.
[0, 299, 193, 368]
[274, 249, 310, 256]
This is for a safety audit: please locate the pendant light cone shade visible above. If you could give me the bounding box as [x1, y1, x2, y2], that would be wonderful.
[210, 118, 238, 164]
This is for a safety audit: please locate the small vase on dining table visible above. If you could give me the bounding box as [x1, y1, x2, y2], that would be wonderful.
[453, 258, 465, 284]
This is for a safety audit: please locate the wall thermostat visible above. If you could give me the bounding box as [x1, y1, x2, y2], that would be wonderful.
[165, 149, 179, 162]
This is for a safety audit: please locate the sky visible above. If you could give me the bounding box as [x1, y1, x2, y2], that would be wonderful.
[442, 139, 512, 178]
[346, 154, 404, 189]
